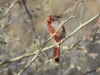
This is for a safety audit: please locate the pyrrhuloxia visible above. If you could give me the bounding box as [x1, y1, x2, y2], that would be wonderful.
[47, 15, 66, 62]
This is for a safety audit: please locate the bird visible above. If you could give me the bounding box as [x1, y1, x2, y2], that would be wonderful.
[46, 15, 66, 62]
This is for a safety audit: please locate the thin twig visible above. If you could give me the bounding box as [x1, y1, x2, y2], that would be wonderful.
[0, 0, 18, 20]
[58, 13, 100, 45]
[18, 10, 100, 75]
[44, 0, 82, 47]
[83, 69, 96, 75]
[0, 21, 12, 32]
[0, 13, 99, 67]
[18, 50, 41, 75]
[0, 52, 34, 66]
[63, 65, 72, 75]
[0, 0, 99, 75]
[22, 0, 36, 33]
[12, 1, 83, 75]
[35, 61, 49, 75]
[68, 40, 82, 52]
[0, 0, 82, 67]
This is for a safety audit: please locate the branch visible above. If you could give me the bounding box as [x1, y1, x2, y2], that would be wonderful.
[0, 53, 35, 66]
[17, 1, 83, 74]
[43, 0, 82, 47]
[83, 68, 100, 75]
[68, 40, 82, 52]
[18, 50, 42, 75]
[83, 70, 96, 75]
[0, 0, 18, 20]
[18, 13, 100, 75]
[0, 13, 99, 67]
[0, 21, 12, 32]
[58, 13, 100, 45]
[35, 61, 49, 75]
[43, 13, 100, 53]
[20, 0, 36, 33]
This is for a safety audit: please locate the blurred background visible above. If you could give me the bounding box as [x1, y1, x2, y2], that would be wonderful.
[0, 0, 100, 75]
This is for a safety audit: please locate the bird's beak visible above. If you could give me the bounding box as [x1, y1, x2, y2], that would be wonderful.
[46, 17, 50, 22]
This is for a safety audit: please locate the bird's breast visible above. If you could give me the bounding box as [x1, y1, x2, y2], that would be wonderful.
[51, 21, 60, 30]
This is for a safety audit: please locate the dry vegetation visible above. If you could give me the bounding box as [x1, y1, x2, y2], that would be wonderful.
[0, 0, 100, 75]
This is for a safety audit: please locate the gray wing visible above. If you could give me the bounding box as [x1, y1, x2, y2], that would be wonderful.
[58, 26, 66, 38]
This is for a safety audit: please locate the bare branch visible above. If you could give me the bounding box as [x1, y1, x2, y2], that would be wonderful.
[68, 40, 82, 52]
[0, 52, 35, 66]
[0, 13, 99, 67]
[18, 50, 41, 75]
[58, 13, 100, 45]
[83, 70, 96, 75]
[44, 0, 82, 47]
[17, 1, 83, 74]
[0, 0, 18, 20]
[18, 13, 100, 75]
[0, 0, 99, 75]
[35, 61, 49, 75]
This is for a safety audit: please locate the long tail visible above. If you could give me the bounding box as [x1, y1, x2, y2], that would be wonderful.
[53, 46, 60, 62]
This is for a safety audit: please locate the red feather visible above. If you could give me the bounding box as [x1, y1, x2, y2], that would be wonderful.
[47, 15, 66, 62]
[53, 47, 60, 62]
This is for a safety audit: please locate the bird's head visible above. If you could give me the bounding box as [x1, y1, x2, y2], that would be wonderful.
[46, 15, 62, 23]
